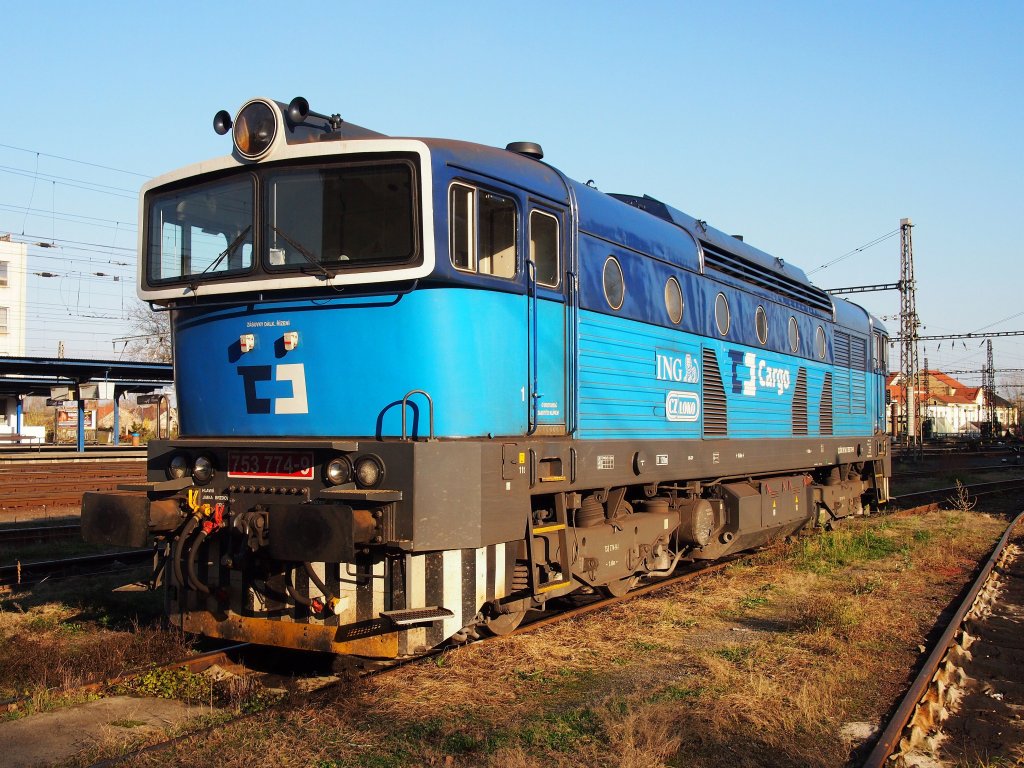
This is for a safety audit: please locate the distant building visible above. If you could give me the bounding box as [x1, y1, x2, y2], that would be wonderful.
[887, 369, 1019, 438]
[0, 235, 28, 434]
[0, 235, 26, 356]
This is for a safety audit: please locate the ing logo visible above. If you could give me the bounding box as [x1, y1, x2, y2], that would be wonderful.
[237, 364, 309, 414]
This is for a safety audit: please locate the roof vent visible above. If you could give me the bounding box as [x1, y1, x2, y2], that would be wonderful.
[506, 141, 544, 160]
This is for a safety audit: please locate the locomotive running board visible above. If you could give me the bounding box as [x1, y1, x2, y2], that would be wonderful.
[380, 606, 454, 626]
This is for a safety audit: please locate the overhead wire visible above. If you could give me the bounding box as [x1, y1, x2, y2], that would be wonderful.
[0, 165, 137, 199]
[0, 142, 150, 178]
[807, 228, 900, 277]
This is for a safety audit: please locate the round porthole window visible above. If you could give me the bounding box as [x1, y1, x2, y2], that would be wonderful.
[603, 256, 624, 310]
[715, 293, 730, 336]
[788, 317, 800, 353]
[665, 277, 683, 324]
[816, 326, 826, 359]
[755, 306, 768, 345]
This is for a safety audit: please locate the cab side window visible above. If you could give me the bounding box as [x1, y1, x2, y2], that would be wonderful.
[529, 209, 560, 287]
[450, 183, 517, 278]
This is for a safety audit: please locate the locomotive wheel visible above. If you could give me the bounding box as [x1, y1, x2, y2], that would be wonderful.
[603, 575, 639, 598]
[484, 609, 527, 636]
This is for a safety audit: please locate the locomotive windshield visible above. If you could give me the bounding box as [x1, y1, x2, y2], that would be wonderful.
[264, 162, 415, 272]
[144, 159, 419, 286]
[146, 177, 255, 282]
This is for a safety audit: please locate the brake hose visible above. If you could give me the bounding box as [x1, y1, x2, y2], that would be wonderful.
[186, 527, 211, 594]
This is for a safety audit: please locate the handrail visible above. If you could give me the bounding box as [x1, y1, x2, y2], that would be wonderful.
[400, 389, 435, 441]
[527, 260, 539, 435]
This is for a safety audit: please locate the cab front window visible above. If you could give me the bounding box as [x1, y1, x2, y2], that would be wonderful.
[264, 161, 417, 272]
[146, 177, 254, 282]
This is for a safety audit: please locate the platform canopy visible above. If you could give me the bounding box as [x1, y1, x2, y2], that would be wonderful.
[0, 356, 173, 399]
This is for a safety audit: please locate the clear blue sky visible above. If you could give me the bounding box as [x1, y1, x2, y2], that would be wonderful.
[2, 1, 1021, 387]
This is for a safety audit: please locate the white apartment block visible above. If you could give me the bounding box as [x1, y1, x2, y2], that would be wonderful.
[0, 235, 28, 432]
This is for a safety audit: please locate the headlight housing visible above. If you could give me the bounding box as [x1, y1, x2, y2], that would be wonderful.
[192, 454, 215, 484]
[353, 455, 384, 488]
[167, 453, 191, 480]
[325, 456, 353, 486]
[233, 100, 277, 159]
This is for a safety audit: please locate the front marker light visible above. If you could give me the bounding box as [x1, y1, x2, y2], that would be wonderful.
[193, 455, 215, 484]
[354, 455, 384, 488]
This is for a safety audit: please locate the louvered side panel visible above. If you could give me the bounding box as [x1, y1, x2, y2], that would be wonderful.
[851, 336, 868, 414]
[792, 367, 808, 436]
[702, 347, 728, 436]
[834, 331, 852, 414]
[820, 372, 834, 435]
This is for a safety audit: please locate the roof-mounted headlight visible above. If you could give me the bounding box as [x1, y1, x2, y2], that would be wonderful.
[232, 100, 278, 159]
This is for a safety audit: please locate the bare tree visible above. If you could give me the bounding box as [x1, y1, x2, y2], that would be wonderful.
[123, 300, 172, 362]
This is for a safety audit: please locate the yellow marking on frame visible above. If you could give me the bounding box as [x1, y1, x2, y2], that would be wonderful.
[533, 523, 566, 534]
[537, 579, 571, 593]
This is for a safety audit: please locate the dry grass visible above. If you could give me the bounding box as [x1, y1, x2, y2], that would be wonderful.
[71, 507, 1008, 768]
[0, 572, 193, 710]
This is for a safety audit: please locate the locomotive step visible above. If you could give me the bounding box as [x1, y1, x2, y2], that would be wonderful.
[380, 606, 455, 626]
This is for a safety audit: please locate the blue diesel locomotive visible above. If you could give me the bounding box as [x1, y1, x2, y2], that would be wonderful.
[83, 97, 891, 656]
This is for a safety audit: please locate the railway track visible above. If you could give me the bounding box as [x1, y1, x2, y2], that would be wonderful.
[890, 477, 1024, 508]
[863, 510, 1024, 767]
[893, 462, 1024, 479]
[0, 523, 81, 545]
[0, 458, 146, 512]
[0, 548, 152, 591]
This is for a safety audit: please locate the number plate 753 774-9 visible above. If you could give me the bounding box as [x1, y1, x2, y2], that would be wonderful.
[227, 451, 314, 479]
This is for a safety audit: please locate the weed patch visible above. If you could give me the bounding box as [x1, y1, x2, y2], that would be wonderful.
[520, 708, 603, 751]
[112, 667, 283, 713]
[793, 525, 910, 573]
[715, 644, 754, 664]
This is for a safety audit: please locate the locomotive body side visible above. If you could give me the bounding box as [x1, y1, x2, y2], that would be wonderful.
[82, 97, 890, 657]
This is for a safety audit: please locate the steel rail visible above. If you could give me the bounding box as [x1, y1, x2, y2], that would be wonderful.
[891, 477, 1024, 506]
[893, 463, 1024, 479]
[861, 510, 1024, 768]
[0, 548, 153, 590]
[0, 523, 81, 545]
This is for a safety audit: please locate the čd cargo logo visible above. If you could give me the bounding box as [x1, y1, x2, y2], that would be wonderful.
[237, 364, 309, 415]
[665, 391, 700, 422]
[728, 351, 791, 396]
